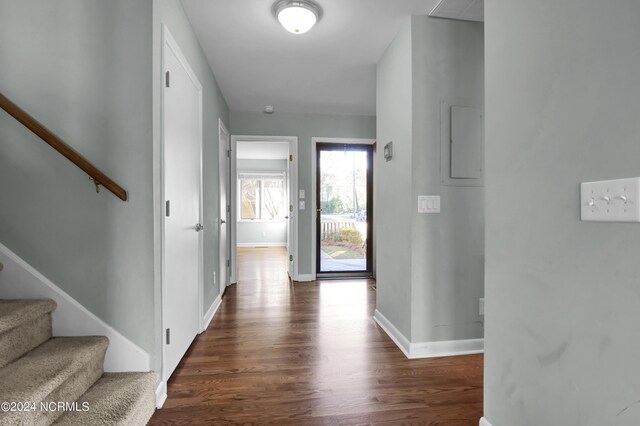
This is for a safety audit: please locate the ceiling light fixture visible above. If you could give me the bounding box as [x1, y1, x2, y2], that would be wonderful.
[273, 0, 322, 35]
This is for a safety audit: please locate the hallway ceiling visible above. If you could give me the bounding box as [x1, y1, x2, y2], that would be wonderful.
[181, 0, 439, 116]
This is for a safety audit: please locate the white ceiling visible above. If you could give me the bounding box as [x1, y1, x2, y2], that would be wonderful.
[181, 0, 440, 116]
[237, 141, 290, 160]
[429, 0, 484, 22]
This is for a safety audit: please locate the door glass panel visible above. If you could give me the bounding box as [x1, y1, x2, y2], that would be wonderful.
[319, 149, 368, 272]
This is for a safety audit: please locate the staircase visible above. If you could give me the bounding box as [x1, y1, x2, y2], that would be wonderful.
[0, 299, 157, 425]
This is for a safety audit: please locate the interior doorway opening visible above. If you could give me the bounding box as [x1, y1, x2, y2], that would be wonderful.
[229, 136, 299, 286]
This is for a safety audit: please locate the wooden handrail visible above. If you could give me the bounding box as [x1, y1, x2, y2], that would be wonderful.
[0, 92, 128, 201]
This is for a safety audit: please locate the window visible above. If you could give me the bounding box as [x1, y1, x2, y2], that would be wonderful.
[239, 173, 286, 221]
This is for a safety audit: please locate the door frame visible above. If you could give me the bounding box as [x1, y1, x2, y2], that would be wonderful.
[160, 25, 204, 383]
[311, 137, 376, 280]
[218, 119, 230, 295]
[229, 135, 299, 284]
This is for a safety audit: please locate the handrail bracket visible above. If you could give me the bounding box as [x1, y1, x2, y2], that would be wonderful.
[89, 177, 102, 193]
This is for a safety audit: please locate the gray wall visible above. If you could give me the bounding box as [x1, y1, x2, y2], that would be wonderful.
[237, 159, 287, 245]
[375, 17, 484, 343]
[230, 111, 376, 275]
[237, 222, 286, 246]
[0, 0, 229, 371]
[375, 20, 414, 337]
[152, 0, 229, 369]
[0, 0, 155, 352]
[410, 16, 484, 342]
[484, 1, 640, 425]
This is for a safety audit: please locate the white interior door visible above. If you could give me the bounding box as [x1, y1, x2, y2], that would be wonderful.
[219, 121, 230, 291]
[286, 153, 293, 278]
[163, 28, 202, 381]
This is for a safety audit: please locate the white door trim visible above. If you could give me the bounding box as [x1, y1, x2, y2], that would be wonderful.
[218, 119, 230, 302]
[311, 137, 376, 280]
[229, 135, 299, 284]
[160, 24, 204, 383]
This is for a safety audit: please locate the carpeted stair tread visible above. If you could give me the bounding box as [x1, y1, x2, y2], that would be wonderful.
[0, 336, 108, 426]
[0, 299, 56, 369]
[0, 299, 56, 334]
[54, 372, 158, 426]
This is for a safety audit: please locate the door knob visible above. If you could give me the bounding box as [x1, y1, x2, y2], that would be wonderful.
[195, 223, 204, 232]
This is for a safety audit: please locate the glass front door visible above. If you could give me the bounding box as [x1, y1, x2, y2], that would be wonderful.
[316, 144, 373, 276]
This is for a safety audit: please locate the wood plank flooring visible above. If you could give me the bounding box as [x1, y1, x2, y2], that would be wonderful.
[149, 247, 483, 425]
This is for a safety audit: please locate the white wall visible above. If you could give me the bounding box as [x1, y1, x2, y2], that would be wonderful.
[236, 159, 287, 246]
[485, 0, 640, 424]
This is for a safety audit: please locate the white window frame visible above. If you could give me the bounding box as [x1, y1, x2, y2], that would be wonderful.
[237, 172, 287, 223]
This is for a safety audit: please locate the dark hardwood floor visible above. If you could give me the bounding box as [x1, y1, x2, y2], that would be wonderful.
[149, 247, 483, 425]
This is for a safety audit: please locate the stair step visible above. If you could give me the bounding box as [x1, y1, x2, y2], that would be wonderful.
[54, 372, 158, 426]
[0, 299, 56, 368]
[0, 299, 56, 334]
[0, 336, 108, 426]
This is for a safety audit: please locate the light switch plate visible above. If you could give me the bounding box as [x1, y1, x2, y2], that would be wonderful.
[581, 177, 640, 222]
[299, 189, 305, 199]
[418, 196, 441, 213]
[299, 200, 306, 210]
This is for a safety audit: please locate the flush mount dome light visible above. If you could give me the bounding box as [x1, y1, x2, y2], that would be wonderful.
[273, 0, 322, 34]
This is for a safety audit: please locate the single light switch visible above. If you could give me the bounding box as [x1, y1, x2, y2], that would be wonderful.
[581, 177, 640, 222]
[299, 189, 305, 199]
[418, 196, 441, 213]
[299, 200, 306, 210]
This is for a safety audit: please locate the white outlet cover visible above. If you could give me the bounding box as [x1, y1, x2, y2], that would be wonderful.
[299, 189, 305, 199]
[581, 177, 640, 222]
[299, 200, 306, 210]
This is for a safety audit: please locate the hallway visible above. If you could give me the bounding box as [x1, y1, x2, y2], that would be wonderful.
[150, 248, 483, 425]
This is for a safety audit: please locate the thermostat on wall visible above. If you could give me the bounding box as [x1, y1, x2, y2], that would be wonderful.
[384, 141, 393, 162]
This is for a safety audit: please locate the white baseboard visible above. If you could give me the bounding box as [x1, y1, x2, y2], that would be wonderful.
[236, 242, 286, 247]
[155, 380, 167, 409]
[480, 417, 493, 426]
[201, 293, 222, 333]
[410, 337, 484, 358]
[0, 242, 151, 373]
[373, 309, 484, 359]
[373, 309, 411, 357]
[295, 274, 314, 282]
